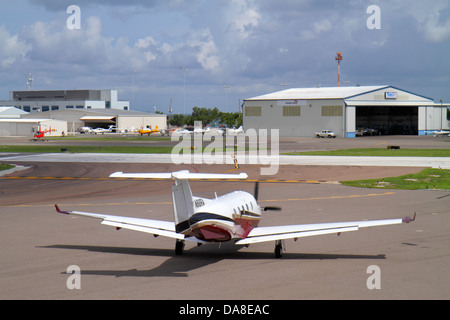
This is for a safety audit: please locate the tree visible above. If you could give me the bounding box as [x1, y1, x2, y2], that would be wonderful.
[219, 111, 241, 128]
[191, 107, 220, 125]
[169, 114, 192, 127]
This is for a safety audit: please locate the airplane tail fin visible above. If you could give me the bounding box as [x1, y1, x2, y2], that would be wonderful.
[110, 171, 247, 233]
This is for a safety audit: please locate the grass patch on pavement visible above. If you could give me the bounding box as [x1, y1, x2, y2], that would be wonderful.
[341, 168, 450, 190]
[0, 163, 15, 171]
[284, 148, 450, 157]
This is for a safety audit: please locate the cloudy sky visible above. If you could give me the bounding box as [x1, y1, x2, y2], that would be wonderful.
[1, 0, 449, 114]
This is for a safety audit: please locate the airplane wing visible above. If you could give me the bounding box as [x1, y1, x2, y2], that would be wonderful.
[235, 214, 416, 245]
[55, 205, 184, 240]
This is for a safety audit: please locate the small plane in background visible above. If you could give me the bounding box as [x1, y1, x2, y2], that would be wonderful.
[92, 125, 116, 134]
[56, 170, 416, 258]
[432, 130, 450, 137]
[226, 126, 244, 135]
[139, 125, 160, 136]
[193, 126, 211, 134]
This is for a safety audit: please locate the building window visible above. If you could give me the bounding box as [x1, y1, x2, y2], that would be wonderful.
[23, 106, 31, 112]
[42, 106, 50, 112]
[283, 105, 301, 116]
[76, 105, 84, 109]
[66, 105, 74, 109]
[51, 106, 59, 111]
[321, 105, 342, 116]
[245, 106, 261, 116]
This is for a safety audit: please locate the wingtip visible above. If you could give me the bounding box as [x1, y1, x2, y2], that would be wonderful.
[55, 204, 69, 215]
[402, 212, 416, 224]
[109, 171, 124, 178]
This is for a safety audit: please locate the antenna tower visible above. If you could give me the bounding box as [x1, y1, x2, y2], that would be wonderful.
[335, 52, 343, 87]
[26, 73, 34, 91]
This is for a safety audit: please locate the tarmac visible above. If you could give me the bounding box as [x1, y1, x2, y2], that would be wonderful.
[0, 135, 449, 300]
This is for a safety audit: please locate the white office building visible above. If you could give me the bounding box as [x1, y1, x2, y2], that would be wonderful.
[4, 89, 129, 113]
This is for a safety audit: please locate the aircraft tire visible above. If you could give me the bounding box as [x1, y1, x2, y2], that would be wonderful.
[175, 239, 185, 255]
[275, 242, 283, 258]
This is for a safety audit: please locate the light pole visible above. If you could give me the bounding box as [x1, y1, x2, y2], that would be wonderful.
[179, 67, 188, 115]
[130, 69, 136, 109]
[224, 84, 231, 113]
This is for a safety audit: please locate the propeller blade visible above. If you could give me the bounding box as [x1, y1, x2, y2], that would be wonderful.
[254, 181, 259, 201]
[263, 206, 282, 211]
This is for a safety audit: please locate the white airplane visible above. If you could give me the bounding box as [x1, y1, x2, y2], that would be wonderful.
[193, 126, 211, 134]
[172, 127, 192, 135]
[226, 126, 244, 135]
[92, 125, 115, 134]
[55, 170, 416, 258]
[432, 130, 450, 137]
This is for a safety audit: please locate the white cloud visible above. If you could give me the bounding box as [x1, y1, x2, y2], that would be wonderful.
[301, 19, 333, 40]
[187, 29, 220, 72]
[401, 0, 450, 43]
[423, 10, 450, 43]
[228, 0, 261, 40]
[0, 26, 31, 68]
[135, 36, 157, 49]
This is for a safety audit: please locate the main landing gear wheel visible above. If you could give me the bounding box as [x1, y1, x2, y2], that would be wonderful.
[274, 240, 283, 258]
[175, 239, 185, 255]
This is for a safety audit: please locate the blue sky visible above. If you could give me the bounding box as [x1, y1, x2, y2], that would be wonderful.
[1, 0, 449, 114]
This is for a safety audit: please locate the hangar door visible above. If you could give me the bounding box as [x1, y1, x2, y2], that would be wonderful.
[356, 106, 418, 135]
[80, 116, 116, 130]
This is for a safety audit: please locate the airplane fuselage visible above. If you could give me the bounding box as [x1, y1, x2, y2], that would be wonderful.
[181, 191, 262, 242]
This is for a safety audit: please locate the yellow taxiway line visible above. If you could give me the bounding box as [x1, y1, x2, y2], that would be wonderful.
[1, 192, 396, 208]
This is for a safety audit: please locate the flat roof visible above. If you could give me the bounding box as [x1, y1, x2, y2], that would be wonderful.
[0, 118, 65, 123]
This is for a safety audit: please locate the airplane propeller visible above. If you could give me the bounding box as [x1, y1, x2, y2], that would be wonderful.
[254, 181, 282, 212]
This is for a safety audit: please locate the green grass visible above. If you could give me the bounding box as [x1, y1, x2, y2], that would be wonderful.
[0, 145, 175, 154]
[341, 168, 450, 190]
[284, 148, 450, 157]
[0, 164, 15, 171]
[0, 145, 251, 154]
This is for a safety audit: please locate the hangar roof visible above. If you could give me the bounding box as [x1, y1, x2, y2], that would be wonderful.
[246, 86, 388, 101]
[0, 106, 28, 118]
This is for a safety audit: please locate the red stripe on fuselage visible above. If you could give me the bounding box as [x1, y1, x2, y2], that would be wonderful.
[190, 216, 259, 242]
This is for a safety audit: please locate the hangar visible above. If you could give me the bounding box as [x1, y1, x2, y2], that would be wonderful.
[0, 89, 167, 135]
[243, 85, 449, 137]
[21, 109, 167, 134]
[0, 118, 67, 137]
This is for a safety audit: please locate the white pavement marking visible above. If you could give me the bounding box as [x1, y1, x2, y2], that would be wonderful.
[1, 152, 449, 169]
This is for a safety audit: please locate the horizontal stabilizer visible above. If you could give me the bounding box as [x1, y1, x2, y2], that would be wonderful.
[110, 170, 248, 180]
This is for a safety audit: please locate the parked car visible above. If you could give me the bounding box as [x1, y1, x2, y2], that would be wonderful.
[314, 130, 336, 138]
